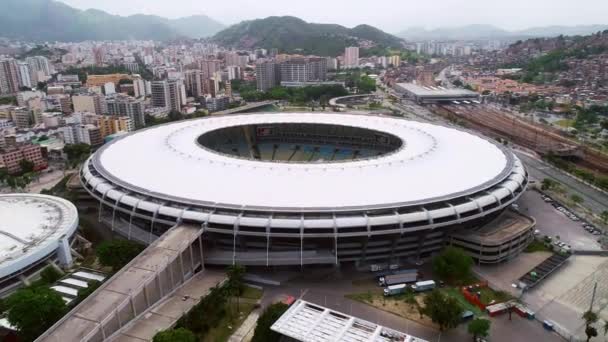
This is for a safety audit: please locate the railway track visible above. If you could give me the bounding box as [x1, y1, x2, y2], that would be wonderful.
[433, 104, 608, 173]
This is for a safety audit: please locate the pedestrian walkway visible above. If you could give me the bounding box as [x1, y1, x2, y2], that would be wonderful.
[228, 308, 260, 342]
[110, 270, 227, 341]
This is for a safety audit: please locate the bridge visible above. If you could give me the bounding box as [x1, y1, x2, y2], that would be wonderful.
[329, 94, 379, 110]
[36, 223, 226, 342]
[213, 100, 278, 115]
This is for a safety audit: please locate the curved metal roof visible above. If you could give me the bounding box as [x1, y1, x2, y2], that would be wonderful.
[0, 194, 78, 279]
[92, 113, 513, 210]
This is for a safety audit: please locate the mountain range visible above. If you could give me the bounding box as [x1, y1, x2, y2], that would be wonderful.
[398, 24, 608, 41]
[1, 0, 225, 41]
[211, 16, 404, 56]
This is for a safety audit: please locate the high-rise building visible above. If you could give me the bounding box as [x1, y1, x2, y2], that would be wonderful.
[225, 81, 232, 99]
[105, 95, 146, 129]
[25, 56, 52, 83]
[197, 59, 221, 79]
[17, 62, 33, 89]
[388, 55, 401, 67]
[10, 108, 32, 129]
[205, 95, 230, 112]
[73, 94, 106, 115]
[92, 46, 105, 66]
[0, 58, 20, 94]
[133, 77, 147, 98]
[280, 59, 308, 83]
[184, 70, 204, 97]
[344, 47, 360, 69]
[103, 82, 116, 95]
[256, 60, 279, 91]
[306, 58, 328, 81]
[97, 115, 134, 138]
[227, 66, 242, 81]
[151, 80, 184, 112]
[60, 124, 102, 146]
[151, 80, 170, 109]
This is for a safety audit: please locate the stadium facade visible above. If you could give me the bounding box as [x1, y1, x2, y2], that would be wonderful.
[80, 113, 530, 266]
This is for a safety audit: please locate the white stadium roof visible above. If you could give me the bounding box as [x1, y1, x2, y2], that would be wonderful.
[94, 113, 512, 210]
[0, 194, 78, 279]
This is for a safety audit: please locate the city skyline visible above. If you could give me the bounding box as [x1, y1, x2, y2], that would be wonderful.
[58, 0, 608, 33]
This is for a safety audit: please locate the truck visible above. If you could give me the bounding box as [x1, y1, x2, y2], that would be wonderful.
[383, 283, 407, 296]
[378, 269, 418, 287]
[411, 280, 436, 292]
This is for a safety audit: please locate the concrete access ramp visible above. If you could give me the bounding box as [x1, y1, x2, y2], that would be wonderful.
[36, 223, 219, 342]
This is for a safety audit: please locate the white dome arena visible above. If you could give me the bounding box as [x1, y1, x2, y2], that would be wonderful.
[81, 113, 528, 266]
[0, 194, 78, 293]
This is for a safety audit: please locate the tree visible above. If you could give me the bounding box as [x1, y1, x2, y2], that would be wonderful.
[585, 325, 598, 342]
[570, 194, 584, 204]
[19, 159, 35, 174]
[40, 266, 62, 284]
[422, 289, 463, 331]
[582, 310, 599, 342]
[251, 302, 289, 342]
[468, 318, 491, 341]
[432, 246, 473, 283]
[227, 264, 246, 313]
[153, 328, 196, 342]
[96, 239, 145, 270]
[74, 280, 101, 306]
[600, 210, 608, 224]
[541, 178, 556, 191]
[6, 287, 67, 341]
[63, 143, 91, 166]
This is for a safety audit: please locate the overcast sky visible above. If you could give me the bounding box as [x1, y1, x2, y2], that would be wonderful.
[59, 0, 608, 33]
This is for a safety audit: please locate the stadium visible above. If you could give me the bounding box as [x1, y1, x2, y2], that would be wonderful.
[0, 194, 78, 296]
[80, 112, 531, 266]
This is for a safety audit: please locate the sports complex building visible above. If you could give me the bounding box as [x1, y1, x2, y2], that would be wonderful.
[80, 112, 532, 266]
[0, 194, 78, 296]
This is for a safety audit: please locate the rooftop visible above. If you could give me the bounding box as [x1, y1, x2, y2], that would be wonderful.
[271, 299, 427, 342]
[93, 113, 513, 210]
[395, 83, 479, 98]
[0, 194, 78, 279]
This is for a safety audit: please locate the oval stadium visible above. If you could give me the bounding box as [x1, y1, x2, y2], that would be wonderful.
[80, 112, 533, 266]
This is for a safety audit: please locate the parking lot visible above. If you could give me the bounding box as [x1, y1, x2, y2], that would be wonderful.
[517, 190, 602, 251]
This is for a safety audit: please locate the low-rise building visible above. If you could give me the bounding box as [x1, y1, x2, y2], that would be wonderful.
[0, 144, 47, 174]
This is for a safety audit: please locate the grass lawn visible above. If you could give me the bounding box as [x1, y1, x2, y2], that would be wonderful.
[200, 286, 263, 342]
[240, 286, 263, 300]
[346, 291, 438, 328]
[477, 287, 513, 305]
[554, 119, 574, 128]
[439, 288, 484, 317]
[525, 240, 551, 253]
[201, 301, 256, 342]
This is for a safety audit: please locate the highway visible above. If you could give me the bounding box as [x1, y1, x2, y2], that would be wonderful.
[516, 152, 608, 215]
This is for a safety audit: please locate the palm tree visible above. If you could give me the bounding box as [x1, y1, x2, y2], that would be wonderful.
[227, 264, 246, 314]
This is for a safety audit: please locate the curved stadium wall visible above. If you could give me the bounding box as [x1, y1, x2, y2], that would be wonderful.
[80, 113, 529, 266]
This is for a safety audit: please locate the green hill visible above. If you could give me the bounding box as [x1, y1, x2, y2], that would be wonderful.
[0, 0, 224, 41]
[212, 16, 404, 56]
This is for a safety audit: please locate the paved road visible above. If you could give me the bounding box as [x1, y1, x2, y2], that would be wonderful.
[518, 190, 601, 250]
[516, 152, 608, 215]
[256, 267, 563, 342]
